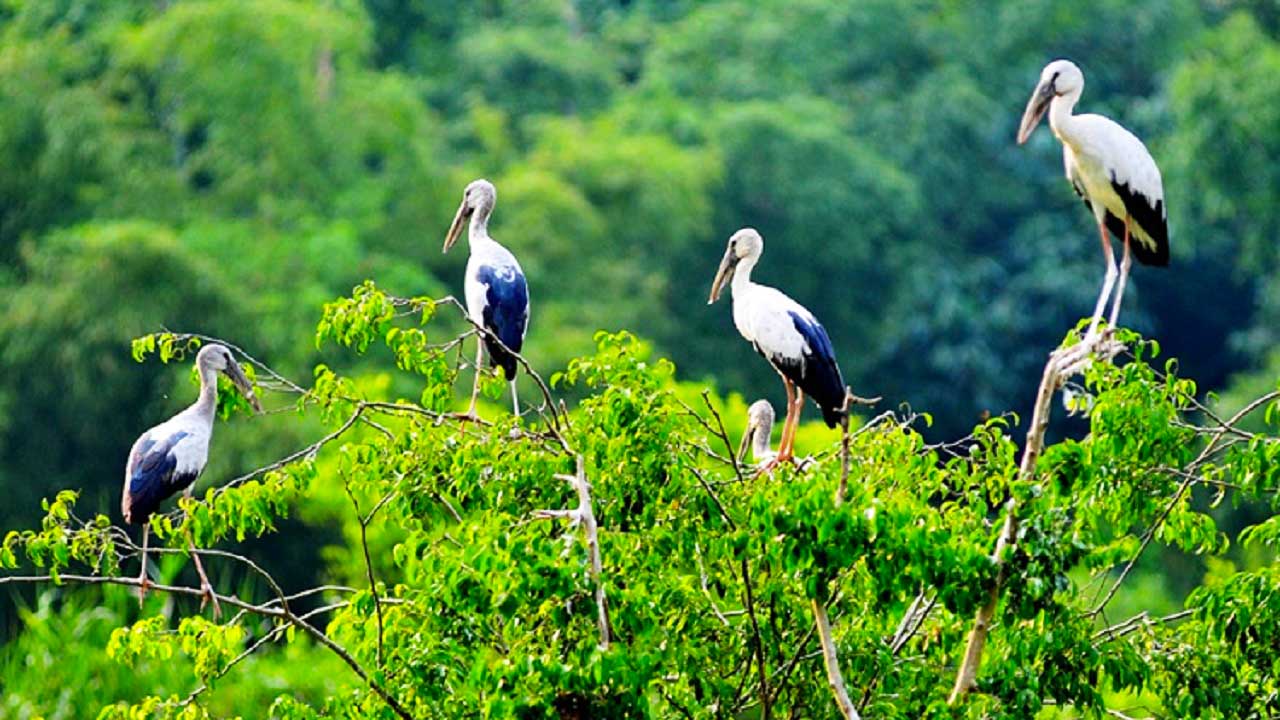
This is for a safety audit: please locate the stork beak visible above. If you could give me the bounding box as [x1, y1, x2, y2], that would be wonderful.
[737, 420, 758, 463]
[708, 250, 738, 304]
[443, 202, 471, 253]
[1017, 80, 1055, 145]
[225, 362, 263, 413]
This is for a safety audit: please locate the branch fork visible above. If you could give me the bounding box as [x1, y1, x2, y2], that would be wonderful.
[534, 456, 610, 649]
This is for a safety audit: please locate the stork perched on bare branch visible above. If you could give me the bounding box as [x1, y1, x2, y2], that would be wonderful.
[123, 343, 261, 617]
[1018, 59, 1168, 343]
[443, 179, 530, 418]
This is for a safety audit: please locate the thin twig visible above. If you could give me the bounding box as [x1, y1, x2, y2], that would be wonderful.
[740, 558, 771, 720]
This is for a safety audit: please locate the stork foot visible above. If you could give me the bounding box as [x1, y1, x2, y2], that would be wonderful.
[199, 582, 223, 620]
[137, 577, 151, 607]
[755, 453, 798, 477]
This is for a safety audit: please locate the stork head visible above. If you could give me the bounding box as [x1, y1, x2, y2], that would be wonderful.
[196, 343, 262, 413]
[1017, 59, 1084, 145]
[737, 399, 777, 464]
[444, 179, 497, 252]
[708, 228, 763, 304]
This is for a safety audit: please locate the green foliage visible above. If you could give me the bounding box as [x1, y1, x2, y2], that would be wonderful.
[2, 1, 1280, 718]
[7, 279, 1280, 718]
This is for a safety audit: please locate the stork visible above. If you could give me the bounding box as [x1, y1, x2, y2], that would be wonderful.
[443, 179, 530, 418]
[1017, 59, 1168, 343]
[737, 399, 778, 466]
[123, 343, 261, 617]
[709, 228, 848, 469]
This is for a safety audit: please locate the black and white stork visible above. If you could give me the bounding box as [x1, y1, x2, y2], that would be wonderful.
[1018, 59, 1168, 341]
[709, 228, 848, 469]
[443, 179, 530, 418]
[737, 399, 778, 466]
[123, 343, 261, 616]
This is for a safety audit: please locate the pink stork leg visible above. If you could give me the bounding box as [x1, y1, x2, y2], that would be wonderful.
[1084, 221, 1119, 342]
[189, 544, 222, 620]
[184, 485, 222, 619]
[779, 388, 806, 461]
[1107, 217, 1134, 329]
[760, 375, 797, 474]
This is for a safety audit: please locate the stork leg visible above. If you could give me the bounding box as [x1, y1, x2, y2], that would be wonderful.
[510, 379, 520, 419]
[137, 524, 150, 607]
[779, 388, 805, 460]
[184, 486, 221, 619]
[1084, 221, 1119, 342]
[466, 341, 484, 418]
[1107, 217, 1134, 329]
[189, 542, 222, 620]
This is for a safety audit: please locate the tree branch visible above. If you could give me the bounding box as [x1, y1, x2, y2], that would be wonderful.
[534, 456, 609, 649]
[812, 599, 861, 720]
[948, 336, 1122, 704]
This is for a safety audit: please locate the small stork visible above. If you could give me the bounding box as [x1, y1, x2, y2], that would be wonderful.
[737, 399, 778, 466]
[443, 179, 530, 418]
[1017, 59, 1168, 342]
[123, 343, 261, 616]
[709, 228, 848, 469]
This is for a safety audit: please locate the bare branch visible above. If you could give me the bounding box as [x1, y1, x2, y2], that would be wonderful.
[534, 456, 609, 649]
[812, 600, 861, 720]
[740, 557, 771, 720]
[949, 336, 1123, 704]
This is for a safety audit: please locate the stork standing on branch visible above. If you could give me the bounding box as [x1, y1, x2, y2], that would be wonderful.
[709, 228, 849, 470]
[123, 343, 261, 617]
[443, 179, 530, 418]
[1017, 59, 1168, 343]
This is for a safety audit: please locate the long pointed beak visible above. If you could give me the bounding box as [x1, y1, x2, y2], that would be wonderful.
[225, 363, 262, 413]
[737, 420, 758, 463]
[1017, 82, 1055, 145]
[708, 251, 737, 304]
[443, 202, 470, 253]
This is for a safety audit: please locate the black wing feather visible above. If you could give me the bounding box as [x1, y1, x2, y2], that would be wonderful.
[762, 312, 847, 428]
[1110, 178, 1169, 267]
[477, 264, 530, 380]
[124, 431, 197, 524]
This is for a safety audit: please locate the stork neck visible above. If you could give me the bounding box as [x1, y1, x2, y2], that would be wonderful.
[468, 206, 496, 248]
[1048, 90, 1081, 142]
[731, 255, 759, 295]
[194, 365, 219, 418]
[752, 426, 773, 461]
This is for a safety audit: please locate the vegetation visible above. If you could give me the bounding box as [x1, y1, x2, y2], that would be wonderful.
[1, 1, 1279, 718]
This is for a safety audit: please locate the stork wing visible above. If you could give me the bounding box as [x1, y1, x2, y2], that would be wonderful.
[124, 431, 195, 524]
[475, 262, 530, 380]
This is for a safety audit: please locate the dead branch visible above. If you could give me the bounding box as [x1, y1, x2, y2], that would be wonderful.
[948, 335, 1122, 704]
[534, 456, 609, 649]
[812, 599, 861, 720]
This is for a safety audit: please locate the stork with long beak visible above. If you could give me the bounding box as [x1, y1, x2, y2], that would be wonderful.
[709, 228, 849, 470]
[1017, 59, 1168, 343]
[737, 399, 778, 467]
[123, 343, 262, 617]
[443, 179, 530, 418]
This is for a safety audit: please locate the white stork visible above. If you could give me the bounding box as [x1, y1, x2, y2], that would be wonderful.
[737, 399, 778, 466]
[709, 228, 848, 469]
[1017, 59, 1168, 341]
[443, 179, 530, 418]
[123, 343, 261, 616]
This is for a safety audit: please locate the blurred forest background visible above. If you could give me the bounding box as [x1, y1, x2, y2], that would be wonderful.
[2, 0, 1279, 713]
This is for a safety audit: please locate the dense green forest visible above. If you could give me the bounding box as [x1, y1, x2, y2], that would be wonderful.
[2, 1, 1280, 717]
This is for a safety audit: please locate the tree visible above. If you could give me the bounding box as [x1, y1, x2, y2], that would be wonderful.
[2, 282, 1278, 718]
